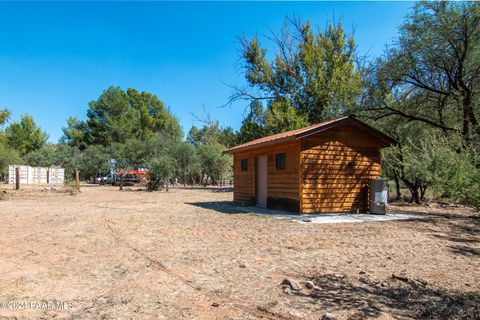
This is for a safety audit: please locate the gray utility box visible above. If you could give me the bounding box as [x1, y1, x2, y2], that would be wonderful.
[369, 179, 388, 214]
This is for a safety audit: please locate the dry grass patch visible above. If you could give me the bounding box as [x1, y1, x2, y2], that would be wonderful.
[0, 185, 478, 319]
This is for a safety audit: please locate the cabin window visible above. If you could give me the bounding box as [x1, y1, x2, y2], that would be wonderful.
[275, 153, 286, 170]
[241, 159, 248, 171]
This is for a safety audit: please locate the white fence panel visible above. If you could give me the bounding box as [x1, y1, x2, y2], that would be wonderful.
[48, 167, 65, 184]
[8, 165, 30, 184]
[8, 165, 65, 185]
[32, 167, 48, 184]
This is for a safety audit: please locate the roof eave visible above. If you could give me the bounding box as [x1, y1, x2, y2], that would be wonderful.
[223, 115, 397, 154]
[347, 117, 397, 147]
[223, 136, 296, 154]
[294, 117, 351, 140]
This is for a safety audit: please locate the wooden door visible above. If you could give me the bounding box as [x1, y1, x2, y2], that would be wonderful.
[256, 155, 268, 206]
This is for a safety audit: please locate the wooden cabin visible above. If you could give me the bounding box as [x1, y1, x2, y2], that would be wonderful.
[224, 116, 395, 213]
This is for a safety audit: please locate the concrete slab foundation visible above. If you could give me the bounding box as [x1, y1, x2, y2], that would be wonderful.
[234, 206, 424, 224]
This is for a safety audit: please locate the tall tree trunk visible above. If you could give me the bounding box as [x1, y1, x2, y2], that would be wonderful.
[420, 185, 427, 201]
[394, 174, 402, 201]
[402, 178, 421, 204]
[410, 187, 420, 204]
[461, 89, 480, 139]
[462, 94, 471, 139]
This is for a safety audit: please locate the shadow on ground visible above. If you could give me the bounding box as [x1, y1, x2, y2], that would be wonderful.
[291, 273, 480, 319]
[187, 201, 245, 214]
[397, 209, 480, 258]
[177, 186, 233, 193]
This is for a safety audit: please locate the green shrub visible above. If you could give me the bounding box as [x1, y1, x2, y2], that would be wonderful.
[427, 144, 480, 210]
[0, 143, 23, 178]
[146, 155, 176, 191]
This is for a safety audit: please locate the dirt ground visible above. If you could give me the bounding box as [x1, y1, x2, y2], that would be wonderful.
[0, 184, 479, 320]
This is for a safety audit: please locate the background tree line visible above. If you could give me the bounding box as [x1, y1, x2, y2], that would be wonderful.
[0, 2, 478, 208]
[0, 87, 233, 190]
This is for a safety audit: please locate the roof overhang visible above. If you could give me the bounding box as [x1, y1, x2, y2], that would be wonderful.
[296, 117, 396, 147]
[225, 136, 297, 154]
[224, 116, 397, 154]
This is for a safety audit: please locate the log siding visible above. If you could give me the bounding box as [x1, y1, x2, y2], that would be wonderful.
[300, 124, 382, 213]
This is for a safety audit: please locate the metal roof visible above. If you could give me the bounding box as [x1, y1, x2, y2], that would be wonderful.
[224, 116, 395, 154]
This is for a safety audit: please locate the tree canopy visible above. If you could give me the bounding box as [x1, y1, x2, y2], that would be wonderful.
[230, 18, 364, 127]
[4, 114, 48, 156]
[62, 86, 182, 148]
[367, 1, 480, 144]
[361, 1, 480, 207]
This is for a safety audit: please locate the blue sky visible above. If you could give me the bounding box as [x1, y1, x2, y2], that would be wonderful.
[0, 1, 413, 142]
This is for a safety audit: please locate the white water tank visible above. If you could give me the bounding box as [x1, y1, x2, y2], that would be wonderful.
[369, 179, 388, 214]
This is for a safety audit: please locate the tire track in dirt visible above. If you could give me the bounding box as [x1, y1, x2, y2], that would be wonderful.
[104, 218, 202, 291]
[101, 204, 296, 320]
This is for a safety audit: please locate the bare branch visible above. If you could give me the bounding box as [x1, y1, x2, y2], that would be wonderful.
[220, 81, 275, 108]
